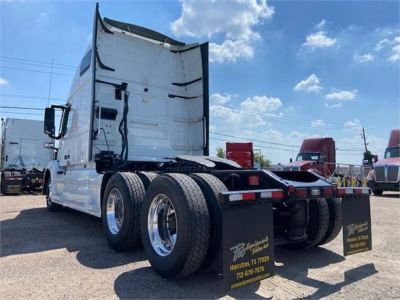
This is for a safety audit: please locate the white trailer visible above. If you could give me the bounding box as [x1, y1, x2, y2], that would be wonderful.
[0, 118, 54, 194]
[42, 4, 372, 290]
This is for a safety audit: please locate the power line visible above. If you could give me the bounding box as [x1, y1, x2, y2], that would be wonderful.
[0, 66, 73, 77]
[210, 137, 297, 152]
[210, 131, 299, 148]
[0, 94, 65, 101]
[0, 111, 43, 116]
[0, 106, 44, 111]
[0, 59, 75, 71]
[0, 55, 76, 69]
[212, 103, 347, 129]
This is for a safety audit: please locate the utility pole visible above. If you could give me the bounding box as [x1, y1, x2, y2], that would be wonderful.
[361, 126, 368, 153]
[47, 58, 54, 107]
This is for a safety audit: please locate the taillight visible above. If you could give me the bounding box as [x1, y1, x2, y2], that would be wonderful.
[295, 188, 308, 198]
[242, 193, 256, 201]
[261, 190, 284, 199]
[229, 192, 256, 202]
[248, 176, 259, 186]
[288, 185, 295, 193]
[323, 187, 333, 197]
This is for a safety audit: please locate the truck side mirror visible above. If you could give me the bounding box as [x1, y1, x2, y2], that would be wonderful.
[44, 107, 55, 137]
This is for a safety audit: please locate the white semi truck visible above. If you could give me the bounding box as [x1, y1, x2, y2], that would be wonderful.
[42, 4, 373, 290]
[0, 118, 54, 194]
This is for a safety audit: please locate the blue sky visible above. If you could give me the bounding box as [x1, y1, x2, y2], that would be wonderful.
[0, 0, 399, 164]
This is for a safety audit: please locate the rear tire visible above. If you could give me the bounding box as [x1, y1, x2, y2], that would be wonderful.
[141, 173, 210, 278]
[137, 172, 158, 190]
[372, 189, 383, 196]
[189, 173, 227, 270]
[286, 198, 329, 249]
[1, 174, 6, 195]
[46, 177, 63, 212]
[102, 172, 145, 252]
[318, 197, 342, 245]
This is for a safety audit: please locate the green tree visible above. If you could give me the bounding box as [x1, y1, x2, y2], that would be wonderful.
[254, 152, 271, 169]
[216, 147, 225, 158]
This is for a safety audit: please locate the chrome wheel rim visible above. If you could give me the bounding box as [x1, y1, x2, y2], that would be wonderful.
[147, 194, 177, 256]
[106, 188, 125, 235]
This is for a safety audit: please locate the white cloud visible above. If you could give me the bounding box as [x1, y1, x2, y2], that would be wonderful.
[0, 77, 9, 85]
[240, 95, 282, 113]
[210, 93, 236, 105]
[315, 19, 326, 30]
[294, 73, 322, 93]
[303, 31, 336, 49]
[354, 53, 375, 63]
[374, 38, 391, 51]
[34, 12, 49, 25]
[374, 35, 400, 62]
[344, 119, 361, 127]
[311, 119, 325, 128]
[324, 102, 343, 109]
[171, 0, 274, 63]
[209, 40, 254, 63]
[388, 36, 400, 62]
[326, 89, 358, 101]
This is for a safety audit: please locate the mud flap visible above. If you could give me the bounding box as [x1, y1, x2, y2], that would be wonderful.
[340, 188, 372, 256]
[219, 189, 282, 291]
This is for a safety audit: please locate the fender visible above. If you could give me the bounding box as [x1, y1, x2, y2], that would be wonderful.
[43, 160, 64, 198]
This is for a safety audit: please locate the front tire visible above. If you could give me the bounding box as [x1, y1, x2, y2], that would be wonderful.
[46, 177, 63, 212]
[102, 172, 145, 252]
[141, 173, 210, 279]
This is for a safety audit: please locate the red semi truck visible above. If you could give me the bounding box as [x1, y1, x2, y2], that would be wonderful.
[284, 138, 336, 176]
[367, 129, 400, 195]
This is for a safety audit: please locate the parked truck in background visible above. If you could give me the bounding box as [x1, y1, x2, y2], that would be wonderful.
[284, 137, 369, 187]
[0, 118, 54, 194]
[41, 4, 372, 290]
[367, 129, 400, 195]
[284, 137, 336, 175]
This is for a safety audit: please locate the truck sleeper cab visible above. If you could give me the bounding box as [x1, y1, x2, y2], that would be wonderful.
[43, 5, 372, 289]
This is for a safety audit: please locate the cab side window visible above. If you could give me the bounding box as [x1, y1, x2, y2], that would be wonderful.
[80, 49, 92, 76]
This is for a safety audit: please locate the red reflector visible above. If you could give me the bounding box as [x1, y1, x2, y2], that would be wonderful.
[271, 191, 284, 198]
[337, 188, 346, 196]
[242, 193, 256, 201]
[248, 176, 260, 186]
[323, 187, 333, 197]
[295, 188, 308, 198]
[354, 189, 363, 195]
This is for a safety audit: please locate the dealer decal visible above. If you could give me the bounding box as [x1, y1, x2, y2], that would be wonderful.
[222, 202, 274, 290]
[342, 194, 372, 256]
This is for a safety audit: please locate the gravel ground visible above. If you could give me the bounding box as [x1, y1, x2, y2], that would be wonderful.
[1, 193, 399, 299]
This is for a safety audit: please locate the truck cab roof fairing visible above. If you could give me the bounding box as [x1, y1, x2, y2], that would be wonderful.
[103, 17, 186, 46]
